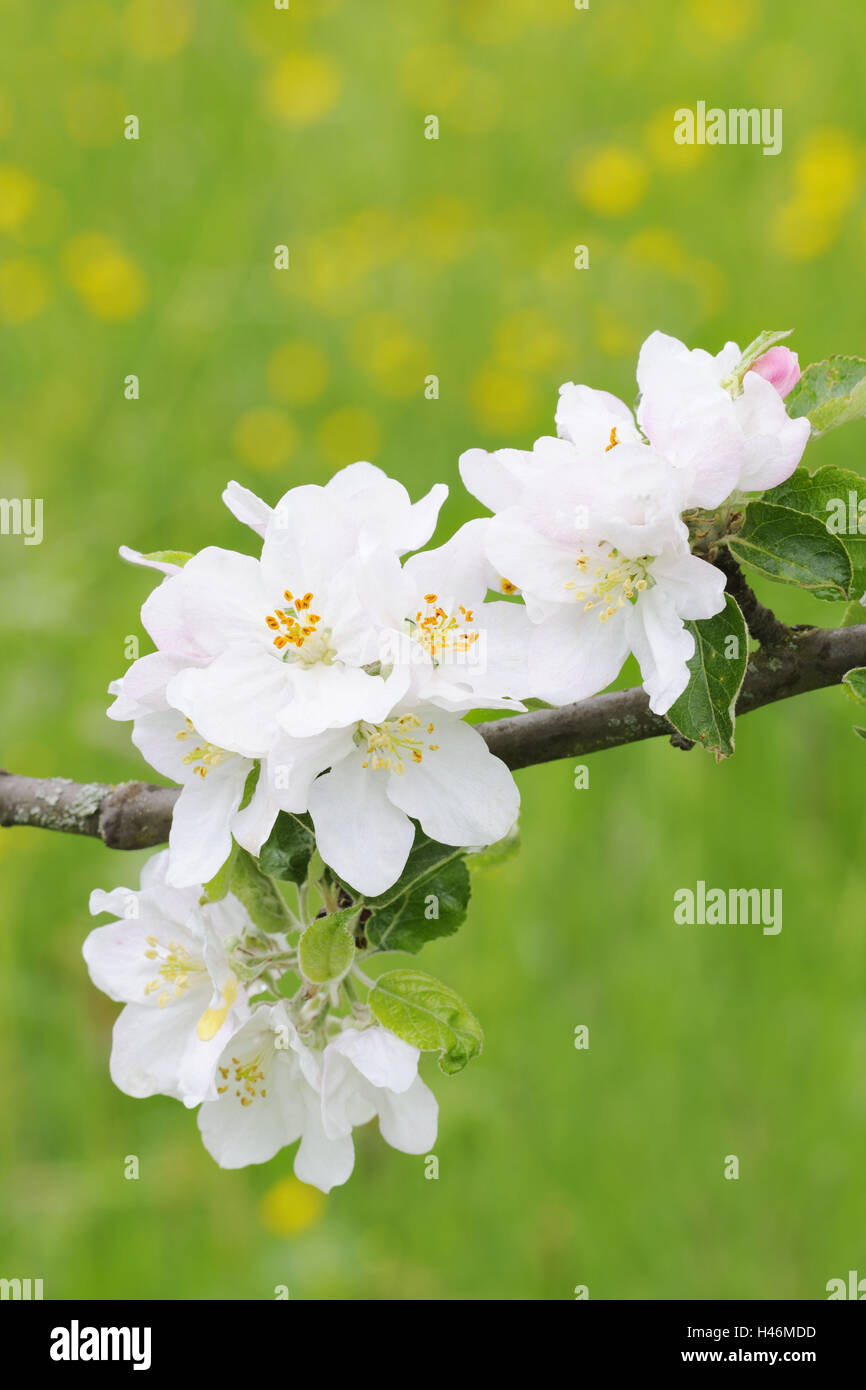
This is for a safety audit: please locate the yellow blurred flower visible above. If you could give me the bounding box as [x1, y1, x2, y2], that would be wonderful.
[680, 0, 760, 46]
[63, 82, 128, 148]
[0, 166, 39, 231]
[260, 1175, 326, 1237]
[317, 406, 381, 467]
[267, 340, 330, 405]
[572, 146, 648, 217]
[62, 235, 147, 320]
[645, 108, 708, 171]
[265, 52, 341, 126]
[770, 199, 840, 263]
[412, 195, 475, 266]
[793, 128, 859, 216]
[348, 312, 429, 399]
[469, 365, 538, 434]
[0, 257, 51, 324]
[233, 408, 298, 472]
[123, 0, 193, 60]
[494, 309, 568, 374]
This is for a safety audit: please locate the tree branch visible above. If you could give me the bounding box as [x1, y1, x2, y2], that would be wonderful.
[3, 623, 865, 848]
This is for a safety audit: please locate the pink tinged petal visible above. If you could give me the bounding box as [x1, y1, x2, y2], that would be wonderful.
[649, 551, 727, 621]
[222, 480, 273, 537]
[385, 714, 520, 850]
[307, 752, 415, 896]
[733, 371, 810, 492]
[293, 1090, 356, 1193]
[625, 587, 695, 715]
[526, 606, 630, 706]
[165, 766, 248, 889]
[140, 571, 209, 661]
[555, 383, 641, 451]
[328, 1026, 420, 1094]
[167, 645, 294, 759]
[377, 1076, 439, 1154]
[748, 346, 801, 399]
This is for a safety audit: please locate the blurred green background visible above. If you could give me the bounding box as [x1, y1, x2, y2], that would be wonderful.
[2, 0, 866, 1300]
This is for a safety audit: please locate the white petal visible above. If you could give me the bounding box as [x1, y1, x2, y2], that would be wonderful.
[167, 644, 294, 758]
[626, 587, 695, 715]
[166, 768, 247, 889]
[293, 1091, 356, 1193]
[386, 713, 520, 849]
[222, 480, 273, 537]
[307, 752, 415, 896]
[377, 1076, 439, 1154]
[328, 1026, 419, 1093]
[555, 384, 641, 451]
[526, 606, 629, 705]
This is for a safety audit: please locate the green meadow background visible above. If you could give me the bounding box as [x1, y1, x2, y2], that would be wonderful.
[2, 0, 865, 1300]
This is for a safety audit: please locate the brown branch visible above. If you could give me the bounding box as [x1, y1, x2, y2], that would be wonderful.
[2, 622, 865, 847]
[712, 548, 791, 648]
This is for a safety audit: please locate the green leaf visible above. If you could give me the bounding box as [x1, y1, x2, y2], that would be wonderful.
[854, 727, 866, 740]
[666, 594, 749, 759]
[138, 549, 194, 568]
[368, 969, 483, 1075]
[258, 811, 315, 886]
[361, 830, 471, 955]
[229, 849, 292, 935]
[201, 842, 239, 903]
[786, 356, 866, 437]
[298, 910, 356, 983]
[842, 667, 866, 706]
[723, 329, 793, 389]
[238, 762, 260, 812]
[728, 501, 852, 601]
[764, 465, 866, 602]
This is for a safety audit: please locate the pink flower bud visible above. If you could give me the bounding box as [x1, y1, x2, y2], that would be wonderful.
[748, 345, 801, 399]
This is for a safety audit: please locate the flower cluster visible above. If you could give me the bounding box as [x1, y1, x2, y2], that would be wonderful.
[85, 330, 810, 1191]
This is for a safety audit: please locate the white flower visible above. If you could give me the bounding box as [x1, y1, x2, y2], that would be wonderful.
[196, 1003, 339, 1178]
[223, 460, 447, 554]
[635, 330, 810, 505]
[247, 699, 520, 896]
[359, 518, 532, 712]
[83, 852, 250, 1107]
[129, 707, 276, 887]
[197, 1010, 438, 1193]
[319, 1025, 438, 1173]
[464, 440, 726, 714]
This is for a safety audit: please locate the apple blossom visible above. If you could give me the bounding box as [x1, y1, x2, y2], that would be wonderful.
[83, 851, 252, 1107]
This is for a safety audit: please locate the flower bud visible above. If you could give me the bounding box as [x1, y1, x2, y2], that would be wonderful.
[748, 345, 801, 399]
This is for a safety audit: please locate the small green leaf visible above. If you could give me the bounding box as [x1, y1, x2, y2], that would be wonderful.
[786, 356, 866, 437]
[229, 849, 292, 935]
[724, 329, 793, 388]
[368, 969, 483, 1075]
[728, 501, 852, 601]
[298, 910, 356, 983]
[765, 465, 866, 600]
[854, 727, 866, 740]
[139, 549, 194, 568]
[259, 811, 315, 885]
[667, 594, 749, 759]
[202, 842, 239, 903]
[842, 667, 866, 706]
[361, 830, 471, 955]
